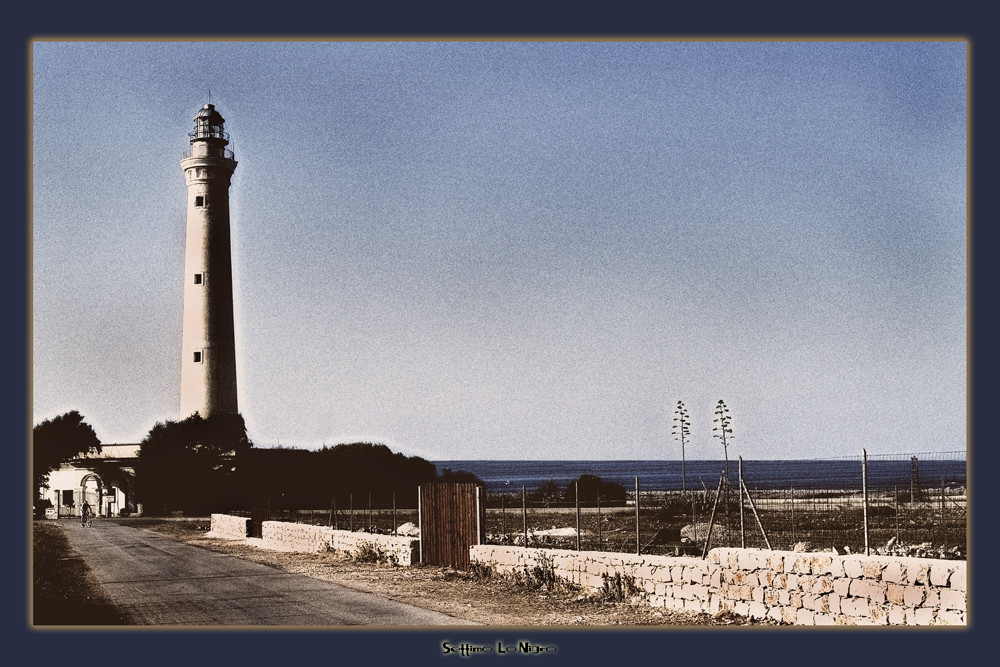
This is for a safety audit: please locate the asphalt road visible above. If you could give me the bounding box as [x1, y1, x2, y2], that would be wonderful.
[58, 519, 469, 626]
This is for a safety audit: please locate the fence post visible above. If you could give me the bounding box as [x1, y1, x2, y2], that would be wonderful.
[500, 493, 506, 541]
[350, 493, 354, 532]
[701, 471, 726, 559]
[635, 477, 640, 556]
[575, 481, 581, 551]
[522, 484, 528, 547]
[691, 487, 698, 550]
[368, 492, 373, 533]
[392, 492, 397, 536]
[329, 497, 335, 528]
[597, 494, 602, 551]
[862, 449, 870, 556]
[790, 486, 795, 546]
[741, 476, 772, 550]
[739, 457, 746, 549]
[476, 486, 483, 545]
[894, 485, 900, 544]
[417, 486, 423, 564]
[940, 476, 946, 543]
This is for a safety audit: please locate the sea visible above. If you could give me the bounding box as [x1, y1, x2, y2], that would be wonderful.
[432, 458, 968, 493]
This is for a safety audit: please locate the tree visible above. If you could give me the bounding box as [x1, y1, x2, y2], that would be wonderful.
[564, 474, 626, 505]
[232, 442, 440, 511]
[530, 480, 561, 506]
[313, 442, 438, 505]
[438, 468, 485, 486]
[136, 413, 252, 515]
[712, 399, 734, 481]
[672, 400, 691, 493]
[33, 411, 102, 500]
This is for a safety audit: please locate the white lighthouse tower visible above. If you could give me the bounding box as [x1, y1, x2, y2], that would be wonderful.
[179, 103, 239, 418]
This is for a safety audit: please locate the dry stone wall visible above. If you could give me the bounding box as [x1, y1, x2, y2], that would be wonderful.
[209, 515, 419, 565]
[469, 545, 966, 626]
[262, 521, 333, 552]
[210, 513, 250, 538]
[329, 530, 419, 566]
[254, 519, 418, 565]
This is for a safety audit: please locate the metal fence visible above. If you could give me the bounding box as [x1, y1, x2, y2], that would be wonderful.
[478, 451, 967, 560]
[229, 451, 966, 561]
[232, 491, 420, 536]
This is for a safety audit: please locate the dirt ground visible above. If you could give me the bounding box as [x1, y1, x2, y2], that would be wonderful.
[131, 519, 779, 627]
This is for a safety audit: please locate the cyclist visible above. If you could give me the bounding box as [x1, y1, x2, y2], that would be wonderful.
[81, 501, 92, 527]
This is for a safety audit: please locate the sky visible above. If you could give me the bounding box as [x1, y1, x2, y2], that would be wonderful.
[31, 40, 967, 461]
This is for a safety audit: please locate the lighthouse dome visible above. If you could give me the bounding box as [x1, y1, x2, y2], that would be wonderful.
[195, 103, 225, 124]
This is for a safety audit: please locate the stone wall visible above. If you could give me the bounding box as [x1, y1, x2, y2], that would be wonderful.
[262, 521, 333, 552]
[469, 545, 966, 626]
[210, 513, 250, 538]
[329, 530, 419, 566]
[254, 520, 418, 565]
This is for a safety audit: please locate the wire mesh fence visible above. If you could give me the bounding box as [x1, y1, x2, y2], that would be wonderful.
[733, 452, 967, 558]
[478, 451, 966, 560]
[230, 491, 421, 536]
[228, 451, 966, 560]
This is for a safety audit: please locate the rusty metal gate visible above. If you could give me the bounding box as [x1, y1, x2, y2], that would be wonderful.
[419, 482, 484, 570]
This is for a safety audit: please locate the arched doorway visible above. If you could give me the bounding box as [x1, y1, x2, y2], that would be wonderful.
[79, 473, 104, 517]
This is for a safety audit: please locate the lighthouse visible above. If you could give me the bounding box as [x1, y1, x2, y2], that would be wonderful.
[178, 103, 239, 418]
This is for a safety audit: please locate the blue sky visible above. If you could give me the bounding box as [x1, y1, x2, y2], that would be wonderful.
[31, 40, 967, 461]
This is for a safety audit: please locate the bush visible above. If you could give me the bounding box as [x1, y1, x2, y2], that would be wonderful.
[564, 474, 627, 505]
[515, 553, 559, 591]
[352, 541, 398, 566]
[599, 572, 640, 603]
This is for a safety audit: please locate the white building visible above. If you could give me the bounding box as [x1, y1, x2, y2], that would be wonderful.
[41, 444, 140, 518]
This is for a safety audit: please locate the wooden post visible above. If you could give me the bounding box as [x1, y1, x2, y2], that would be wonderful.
[417, 486, 423, 564]
[368, 492, 373, 533]
[862, 449, 870, 556]
[350, 493, 354, 532]
[392, 491, 397, 536]
[329, 497, 335, 528]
